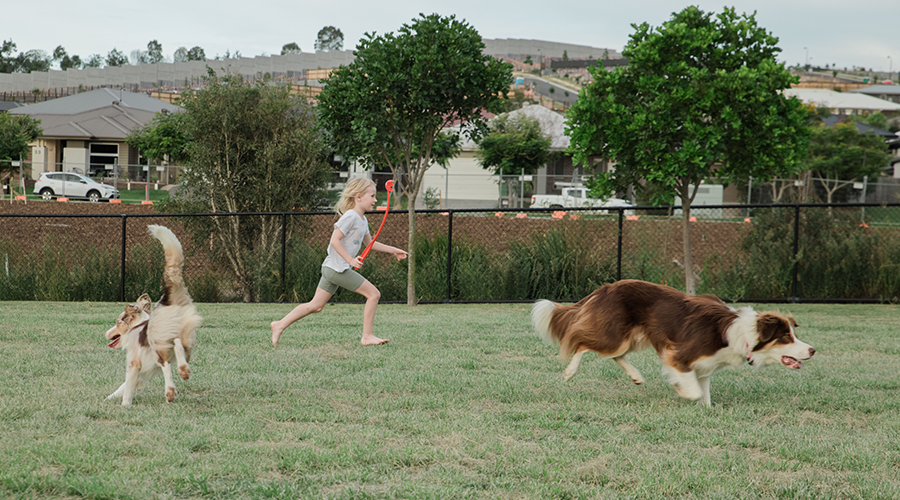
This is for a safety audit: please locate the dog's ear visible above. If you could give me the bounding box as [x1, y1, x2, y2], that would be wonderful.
[754, 313, 790, 350]
[125, 304, 141, 317]
[137, 293, 152, 313]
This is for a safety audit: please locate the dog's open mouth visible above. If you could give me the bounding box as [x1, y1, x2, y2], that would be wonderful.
[781, 356, 802, 369]
[108, 335, 121, 349]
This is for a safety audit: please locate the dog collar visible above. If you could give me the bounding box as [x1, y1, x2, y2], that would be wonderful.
[745, 343, 754, 365]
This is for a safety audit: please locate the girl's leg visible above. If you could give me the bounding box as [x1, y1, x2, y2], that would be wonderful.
[354, 280, 387, 345]
[271, 287, 333, 347]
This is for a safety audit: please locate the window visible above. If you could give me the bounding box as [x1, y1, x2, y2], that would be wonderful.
[89, 143, 119, 176]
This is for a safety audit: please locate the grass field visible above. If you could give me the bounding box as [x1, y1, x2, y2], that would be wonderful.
[1, 301, 898, 499]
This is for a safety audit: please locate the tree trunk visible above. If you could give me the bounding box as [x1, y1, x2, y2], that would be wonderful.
[682, 201, 695, 296]
[406, 194, 418, 306]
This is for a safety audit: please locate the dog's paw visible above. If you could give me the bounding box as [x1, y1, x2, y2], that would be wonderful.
[166, 386, 176, 403]
[178, 364, 191, 381]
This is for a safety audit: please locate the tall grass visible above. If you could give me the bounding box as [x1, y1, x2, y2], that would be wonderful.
[3, 208, 900, 303]
[1, 302, 898, 499]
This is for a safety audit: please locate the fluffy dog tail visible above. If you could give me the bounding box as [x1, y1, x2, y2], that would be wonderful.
[532, 299, 560, 345]
[148, 225, 191, 307]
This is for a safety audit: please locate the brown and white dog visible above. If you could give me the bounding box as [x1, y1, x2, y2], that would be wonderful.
[104, 225, 202, 406]
[532, 280, 815, 406]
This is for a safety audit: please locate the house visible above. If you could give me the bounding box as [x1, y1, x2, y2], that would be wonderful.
[420, 104, 589, 209]
[783, 88, 900, 118]
[847, 84, 900, 105]
[9, 88, 181, 181]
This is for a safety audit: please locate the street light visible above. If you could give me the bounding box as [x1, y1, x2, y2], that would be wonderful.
[804, 47, 808, 69]
[889, 55, 893, 75]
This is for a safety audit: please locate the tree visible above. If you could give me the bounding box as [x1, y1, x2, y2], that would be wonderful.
[147, 40, 164, 64]
[173, 47, 189, 63]
[314, 26, 344, 52]
[281, 43, 302, 55]
[12, 49, 52, 73]
[53, 45, 82, 70]
[126, 111, 191, 164]
[476, 114, 551, 206]
[851, 112, 890, 131]
[318, 13, 512, 305]
[106, 48, 128, 67]
[165, 71, 333, 302]
[130, 49, 149, 65]
[186, 46, 206, 61]
[0, 113, 42, 177]
[567, 6, 809, 295]
[804, 122, 891, 204]
[0, 39, 17, 73]
[84, 54, 104, 68]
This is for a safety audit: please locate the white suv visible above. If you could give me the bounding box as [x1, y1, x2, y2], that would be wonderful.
[33, 172, 120, 202]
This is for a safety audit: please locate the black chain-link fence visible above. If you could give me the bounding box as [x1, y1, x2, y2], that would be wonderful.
[2, 203, 899, 304]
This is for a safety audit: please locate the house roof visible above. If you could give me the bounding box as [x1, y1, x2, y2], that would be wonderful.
[821, 115, 898, 137]
[0, 101, 24, 112]
[9, 88, 180, 115]
[8, 88, 180, 140]
[848, 84, 900, 96]
[783, 88, 900, 112]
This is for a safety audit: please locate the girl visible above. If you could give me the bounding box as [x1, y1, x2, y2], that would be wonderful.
[271, 178, 407, 347]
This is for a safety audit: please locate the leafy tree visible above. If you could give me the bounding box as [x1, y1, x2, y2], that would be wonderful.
[186, 46, 206, 61]
[165, 71, 332, 302]
[0, 113, 42, 177]
[13, 49, 52, 73]
[147, 40, 164, 64]
[566, 6, 809, 295]
[84, 54, 104, 68]
[173, 47, 189, 63]
[0, 39, 17, 73]
[318, 13, 512, 305]
[477, 114, 551, 207]
[126, 111, 190, 164]
[281, 43, 302, 55]
[130, 49, 149, 65]
[851, 112, 889, 131]
[106, 48, 128, 67]
[52, 45, 82, 70]
[314, 26, 344, 52]
[215, 49, 241, 60]
[804, 122, 891, 204]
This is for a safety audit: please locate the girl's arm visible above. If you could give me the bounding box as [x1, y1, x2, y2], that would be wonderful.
[330, 228, 364, 268]
[371, 241, 408, 261]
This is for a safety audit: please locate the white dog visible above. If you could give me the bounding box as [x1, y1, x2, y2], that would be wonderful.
[104, 225, 202, 406]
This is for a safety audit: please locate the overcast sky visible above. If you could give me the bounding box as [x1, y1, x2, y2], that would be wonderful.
[5, 0, 899, 74]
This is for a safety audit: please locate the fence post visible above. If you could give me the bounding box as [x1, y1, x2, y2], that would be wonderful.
[120, 215, 127, 302]
[445, 210, 453, 302]
[617, 208, 624, 281]
[791, 205, 800, 302]
[280, 213, 287, 303]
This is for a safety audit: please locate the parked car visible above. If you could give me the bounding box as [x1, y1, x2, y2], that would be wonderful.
[530, 186, 634, 214]
[33, 172, 120, 202]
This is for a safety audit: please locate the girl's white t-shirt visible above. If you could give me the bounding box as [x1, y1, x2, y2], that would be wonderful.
[322, 210, 369, 272]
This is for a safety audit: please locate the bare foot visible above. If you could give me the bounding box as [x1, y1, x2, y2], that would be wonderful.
[271, 321, 284, 348]
[361, 335, 389, 346]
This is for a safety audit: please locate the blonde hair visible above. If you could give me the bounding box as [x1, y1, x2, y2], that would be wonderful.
[336, 177, 376, 215]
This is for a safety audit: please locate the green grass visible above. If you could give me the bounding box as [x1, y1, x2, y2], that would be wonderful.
[1, 302, 898, 499]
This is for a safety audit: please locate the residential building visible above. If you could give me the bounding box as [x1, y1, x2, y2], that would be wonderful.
[9, 88, 180, 181]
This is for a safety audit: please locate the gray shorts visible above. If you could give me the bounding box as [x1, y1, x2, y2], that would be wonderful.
[317, 265, 366, 295]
